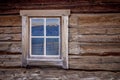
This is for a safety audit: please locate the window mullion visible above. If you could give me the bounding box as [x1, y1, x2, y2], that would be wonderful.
[58, 19, 60, 57]
[44, 18, 46, 56]
[30, 18, 32, 56]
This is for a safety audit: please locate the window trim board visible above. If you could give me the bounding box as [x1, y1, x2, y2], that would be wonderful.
[20, 10, 70, 69]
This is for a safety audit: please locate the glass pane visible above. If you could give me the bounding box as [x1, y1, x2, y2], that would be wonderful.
[46, 18, 60, 36]
[31, 18, 44, 36]
[32, 38, 44, 55]
[46, 38, 59, 55]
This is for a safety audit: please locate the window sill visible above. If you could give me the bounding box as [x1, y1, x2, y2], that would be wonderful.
[27, 58, 63, 62]
[27, 58, 63, 66]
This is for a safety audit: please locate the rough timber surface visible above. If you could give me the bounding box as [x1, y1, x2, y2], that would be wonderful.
[0, 0, 120, 15]
[0, 68, 120, 80]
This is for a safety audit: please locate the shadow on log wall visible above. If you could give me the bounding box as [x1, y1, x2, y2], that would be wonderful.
[0, 0, 120, 15]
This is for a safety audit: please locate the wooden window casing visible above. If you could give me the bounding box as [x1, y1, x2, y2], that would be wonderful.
[20, 10, 70, 69]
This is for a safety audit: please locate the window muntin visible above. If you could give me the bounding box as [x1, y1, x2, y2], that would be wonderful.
[30, 18, 60, 57]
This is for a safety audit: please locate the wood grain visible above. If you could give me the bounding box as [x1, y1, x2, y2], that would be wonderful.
[0, 42, 21, 53]
[0, 34, 21, 41]
[69, 55, 120, 70]
[69, 42, 120, 55]
[0, 0, 120, 15]
[0, 16, 21, 26]
[0, 27, 21, 34]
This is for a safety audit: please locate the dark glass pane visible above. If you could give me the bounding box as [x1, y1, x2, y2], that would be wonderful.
[46, 18, 59, 36]
[32, 38, 44, 55]
[46, 38, 59, 55]
[31, 19, 44, 36]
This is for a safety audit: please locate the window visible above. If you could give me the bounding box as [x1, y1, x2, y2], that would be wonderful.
[30, 18, 60, 57]
[20, 10, 70, 69]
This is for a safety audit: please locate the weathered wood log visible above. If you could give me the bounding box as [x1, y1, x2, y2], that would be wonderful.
[78, 35, 120, 42]
[1, 0, 120, 3]
[79, 43, 120, 55]
[0, 54, 21, 67]
[0, 16, 21, 26]
[0, 62, 21, 67]
[70, 14, 120, 26]
[0, 0, 69, 3]
[69, 56, 120, 70]
[69, 34, 120, 42]
[78, 14, 120, 26]
[69, 27, 106, 35]
[95, 0, 120, 3]
[69, 27, 120, 35]
[69, 42, 120, 55]
[69, 25, 120, 29]
[0, 27, 21, 34]
[0, 34, 21, 41]
[107, 28, 120, 34]
[0, 2, 120, 15]
[0, 42, 21, 53]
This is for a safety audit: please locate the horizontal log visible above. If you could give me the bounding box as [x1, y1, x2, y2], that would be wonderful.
[0, 57, 21, 62]
[0, 62, 21, 67]
[0, 34, 21, 41]
[69, 56, 120, 70]
[69, 27, 120, 35]
[1, 2, 120, 9]
[0, 16, 21, 26]
[0, 3, 120, 15]
[69, 25, 120, 29]
[0, 42, 21, 53]
[0, 54, 21, 67]
[69, 27, 106, 35]
[70, 14, 120, 26]
[78, 35, 120, 42]
[0, 54, 21, 58]
[107, 28, 120, 34]
[0, 0, 69, 3]
[0, 0, 120, 3]
[0, 27, 21, 34]
[69, 34, 120, 42]
[79, 44, 120, 55]
[69, 42, 120, 55]
[70, 0, 120, 3]
[77, 14, 120, 26]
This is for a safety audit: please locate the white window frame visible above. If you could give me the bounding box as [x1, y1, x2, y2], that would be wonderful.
[20, 10, 70, 69]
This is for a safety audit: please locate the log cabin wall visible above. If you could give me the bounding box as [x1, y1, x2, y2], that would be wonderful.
[0, 0, 120, 70]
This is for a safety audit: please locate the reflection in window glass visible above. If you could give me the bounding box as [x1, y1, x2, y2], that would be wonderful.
[46, 18, 59, 36]
[31, 18, 60, 56]
[31, 19, 44, 36]
[32, 38, 44, 55]
[46, 38, 59, 55]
